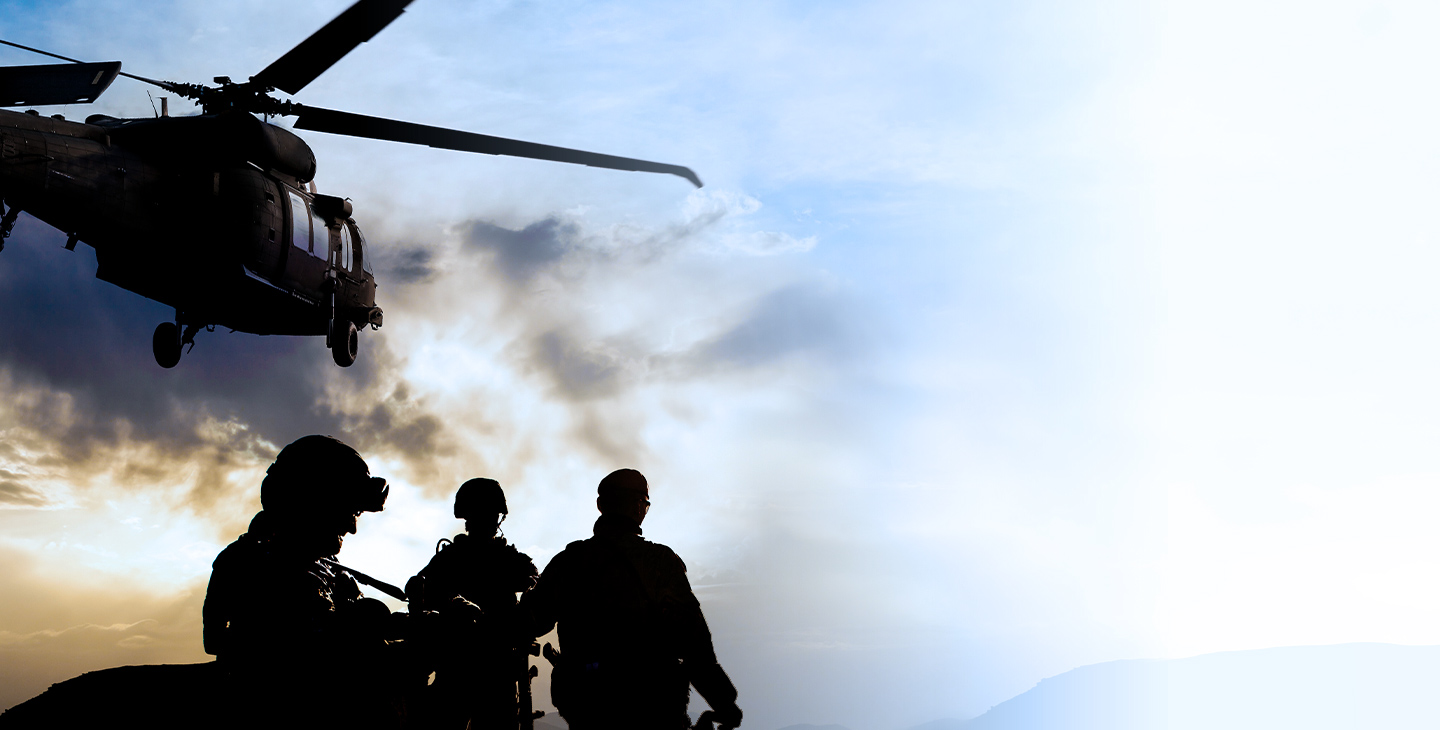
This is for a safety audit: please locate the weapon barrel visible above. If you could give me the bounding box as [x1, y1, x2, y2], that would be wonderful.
[319, 557, 407, 602]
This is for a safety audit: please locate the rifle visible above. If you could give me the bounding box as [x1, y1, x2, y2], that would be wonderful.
[320, 557, 408, 603]
[518, 640, 544, 730]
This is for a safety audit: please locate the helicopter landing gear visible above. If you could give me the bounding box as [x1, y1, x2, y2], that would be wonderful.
[152, 319, 203, 369]
[152, 322, 181, 369]
[181, 322, 202, 352]
[331, 319, 358, 368]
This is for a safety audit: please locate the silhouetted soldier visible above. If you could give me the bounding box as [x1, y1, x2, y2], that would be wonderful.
[522, 469, 743, 730]
[202, 435, 408, 729]
[410, 478, 539, 730]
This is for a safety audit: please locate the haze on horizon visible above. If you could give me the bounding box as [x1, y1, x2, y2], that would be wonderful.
[3, 1, 1440, 728]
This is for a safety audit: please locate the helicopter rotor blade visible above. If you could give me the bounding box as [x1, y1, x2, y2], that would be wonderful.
[250, 0, 414, 95]
[0, 38, 194, 97]
[291, 104, 703, 187]
[0, 61, 120, 107]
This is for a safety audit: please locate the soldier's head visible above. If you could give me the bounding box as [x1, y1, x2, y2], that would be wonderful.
[597, 468, 649, 526]
[260, 435, 388, 557]
[454, 477, 507, 537]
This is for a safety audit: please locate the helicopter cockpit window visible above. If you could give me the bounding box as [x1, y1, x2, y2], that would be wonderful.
[338, 222, 354, 273]
[351, 223, 374, 276]
[288, 191, 311, 254]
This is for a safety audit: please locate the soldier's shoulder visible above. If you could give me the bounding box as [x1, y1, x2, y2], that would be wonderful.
[435, 533, 474, 556]
[638, 538, 688, 573]
[547, 538, 597, 566]
[506, 541, 539, 566]
[638, 537, 681, 558]
[211, 533, 267, 570]
[419, 535, 467, 572]
[537, 539, 591, 579]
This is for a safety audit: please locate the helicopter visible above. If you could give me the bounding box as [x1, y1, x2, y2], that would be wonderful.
[0, 0, 700, 369]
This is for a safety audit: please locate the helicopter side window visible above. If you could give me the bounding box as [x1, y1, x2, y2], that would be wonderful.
[312, 211, 330, 260]
[288, 191, 311, 254]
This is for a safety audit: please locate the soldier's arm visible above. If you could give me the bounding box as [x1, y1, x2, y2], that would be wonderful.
[406, 551, 448, 612]
[519, 547, 574, 637]
[669, 549, 742, 726]
[201, 560, 233, 656]
[690, 662, 742, 727]
[519, 555, 540, 593]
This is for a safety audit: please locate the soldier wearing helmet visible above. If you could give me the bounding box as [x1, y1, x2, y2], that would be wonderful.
[203, 435, 406, 728]
[410, 478, 539, 730]
[521, 469, 743, 730]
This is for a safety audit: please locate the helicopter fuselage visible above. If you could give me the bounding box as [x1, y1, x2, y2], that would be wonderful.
[0, 107, 382, 344]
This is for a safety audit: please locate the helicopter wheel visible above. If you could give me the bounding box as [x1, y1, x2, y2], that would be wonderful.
[331, 319, 358, 368]
[152, 322, 182, 369]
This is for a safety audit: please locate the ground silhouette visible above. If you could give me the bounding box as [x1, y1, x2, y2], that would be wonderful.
[0, 662, 219, 728]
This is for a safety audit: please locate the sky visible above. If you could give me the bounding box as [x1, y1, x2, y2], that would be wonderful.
[2, 0, 1440, 728]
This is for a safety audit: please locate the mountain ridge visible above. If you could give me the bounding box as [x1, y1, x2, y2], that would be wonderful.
[957, 642, 1440, 730]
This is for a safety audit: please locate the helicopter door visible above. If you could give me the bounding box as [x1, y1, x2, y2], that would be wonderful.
[312, 209, 331, 255]
[282, 190, 328, 299]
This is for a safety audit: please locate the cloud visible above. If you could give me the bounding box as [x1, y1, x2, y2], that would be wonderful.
[456, 189, 815, 290]
[0, 182, 839, 518]
[524, 329, 629, 401]
[379, 246, 439, 285]
[685, 282, 857, 371]
[681, 191, 817, 256]
[342, 382, 449, 468]
[0, 476, 46, 508]
[464, 217, 579, 282]
[0, 620, 158, 650]
[514, 280, 860, 403]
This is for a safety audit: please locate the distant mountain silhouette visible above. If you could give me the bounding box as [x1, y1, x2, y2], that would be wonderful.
[958, 643, 1440, 730]
[902, 720, 967, 730]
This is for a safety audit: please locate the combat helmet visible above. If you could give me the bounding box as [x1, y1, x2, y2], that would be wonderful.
[597, 468, 648, 499]
[260, 435, 388, 516]
[454, 477, 507, 519]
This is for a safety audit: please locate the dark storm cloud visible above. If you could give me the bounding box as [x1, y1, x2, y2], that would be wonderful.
[342, 381, 450, 485]
[0, 218, 446, 505]
[377, 246, 437, 285]
[462, 217, 579, 281]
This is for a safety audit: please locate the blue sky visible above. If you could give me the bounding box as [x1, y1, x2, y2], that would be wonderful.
[3, 1, 1440, 728]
